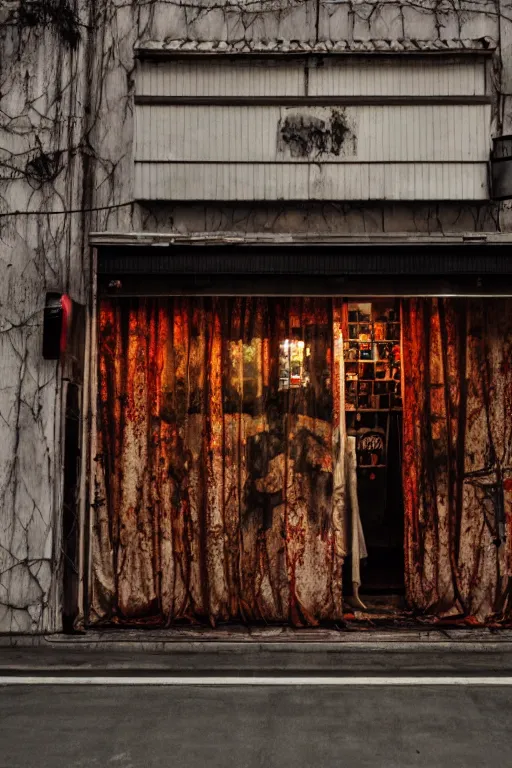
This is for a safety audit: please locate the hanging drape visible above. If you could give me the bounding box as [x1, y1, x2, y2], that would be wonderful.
[402, 298, 512, 621]
[91, 297, 347, 626]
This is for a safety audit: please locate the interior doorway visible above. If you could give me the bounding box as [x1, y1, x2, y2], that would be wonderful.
[342, 298, 405, 600]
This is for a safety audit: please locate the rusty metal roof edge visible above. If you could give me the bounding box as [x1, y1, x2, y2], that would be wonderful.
[135, 37, 497, 56]
[89, 232, 512, 247]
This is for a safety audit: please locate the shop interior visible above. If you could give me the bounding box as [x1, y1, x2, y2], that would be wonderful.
[343, 300, 404, 601]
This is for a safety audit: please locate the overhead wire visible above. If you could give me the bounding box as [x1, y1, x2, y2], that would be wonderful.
[0, 201, 134, 218]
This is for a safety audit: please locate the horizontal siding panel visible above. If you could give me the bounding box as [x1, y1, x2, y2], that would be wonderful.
[137, 59, 486, 97]
[135, 104, 491, 162]
[134, 162, 489, 200]
[309, 60, 486, 97]
[134, 162, 310, 200]
[137, 60, 306, 97]
[309, 163, 488, 200]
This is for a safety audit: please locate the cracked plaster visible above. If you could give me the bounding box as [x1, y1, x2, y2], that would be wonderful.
[0, 0, 512, 632]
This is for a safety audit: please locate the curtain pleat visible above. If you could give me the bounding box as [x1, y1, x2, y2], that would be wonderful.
[402, 298, 512, 621]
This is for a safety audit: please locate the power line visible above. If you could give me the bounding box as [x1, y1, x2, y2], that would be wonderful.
[0, 201, 134, 219]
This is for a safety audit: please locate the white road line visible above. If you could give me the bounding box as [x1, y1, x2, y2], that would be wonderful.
[2, 676, 512, 686]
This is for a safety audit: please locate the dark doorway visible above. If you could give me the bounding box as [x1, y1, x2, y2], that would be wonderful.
[356, 412, 404, 594]
[343, 299, 405, 598]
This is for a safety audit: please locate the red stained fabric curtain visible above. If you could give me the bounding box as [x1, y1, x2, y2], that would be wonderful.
[91, 294, 512, 627]
[402, 298, 512, 621]
[92, 297, 346, 626]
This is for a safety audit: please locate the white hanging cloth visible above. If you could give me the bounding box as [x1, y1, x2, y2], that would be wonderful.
[347, 435, 368, 594]
[334, 330, 367, 609]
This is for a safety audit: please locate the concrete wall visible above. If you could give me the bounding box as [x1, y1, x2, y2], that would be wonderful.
[0, 0, 508, 632]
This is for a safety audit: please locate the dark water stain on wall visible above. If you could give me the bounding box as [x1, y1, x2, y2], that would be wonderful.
[278, 108, 357, 159]
[330, 110, 356, 155]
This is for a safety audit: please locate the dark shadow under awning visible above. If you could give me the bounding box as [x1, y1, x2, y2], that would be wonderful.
[97, 243, 512, 296]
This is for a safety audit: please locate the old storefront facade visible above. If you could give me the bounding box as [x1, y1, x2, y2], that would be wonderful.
[1, 0, 512, 632]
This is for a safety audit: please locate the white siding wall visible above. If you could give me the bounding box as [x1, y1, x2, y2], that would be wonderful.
[134, 58, 490, 201]
[137, 60, 306, 96]
[135, 162, 488, 201]
[135, 105, 490, 163]
[138, 59, 486, 97]
[308, 59, 486, 96]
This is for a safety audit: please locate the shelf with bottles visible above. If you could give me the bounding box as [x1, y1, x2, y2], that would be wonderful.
[344, 299, 402, 412]
[347, 301, 400, 340]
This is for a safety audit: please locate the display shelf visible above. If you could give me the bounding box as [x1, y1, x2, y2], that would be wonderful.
[345, 299, 402, 470]
[344, 299, 402, 416]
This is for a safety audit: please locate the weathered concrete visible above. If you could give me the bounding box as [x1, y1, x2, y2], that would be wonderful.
[1, 682, 512, 767]
[3, 635, 512, 675]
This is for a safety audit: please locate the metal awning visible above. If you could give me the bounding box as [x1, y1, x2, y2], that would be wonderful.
[97, 242, 512, 275]
[94, 235, 512, 296]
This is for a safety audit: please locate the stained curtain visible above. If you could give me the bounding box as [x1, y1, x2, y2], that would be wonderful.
[91, 297, 347, 626]
[402, 298, 512, 621]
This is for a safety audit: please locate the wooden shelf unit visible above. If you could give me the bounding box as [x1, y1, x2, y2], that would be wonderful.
[344, 300, 402, 470]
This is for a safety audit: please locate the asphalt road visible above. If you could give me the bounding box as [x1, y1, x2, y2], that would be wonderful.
[1, 682, 511, 768]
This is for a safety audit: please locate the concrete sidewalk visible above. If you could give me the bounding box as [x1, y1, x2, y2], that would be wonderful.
[2, 628, 512, 675]
[3, 624, 512, 646]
